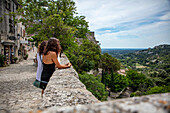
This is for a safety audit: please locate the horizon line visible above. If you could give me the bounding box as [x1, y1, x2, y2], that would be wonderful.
[101, 48, 147, 49]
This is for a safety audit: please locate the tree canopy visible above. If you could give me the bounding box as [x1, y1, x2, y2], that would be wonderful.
[100, 53, 120, 73]
[17, 0, 89, 50]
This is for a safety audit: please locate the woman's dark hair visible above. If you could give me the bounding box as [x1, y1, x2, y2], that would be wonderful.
[44, 37, 61, 55]
[38, 40, 47, 55]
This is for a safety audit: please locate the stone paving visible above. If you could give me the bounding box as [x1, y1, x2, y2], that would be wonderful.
[0, 49, 99, 113]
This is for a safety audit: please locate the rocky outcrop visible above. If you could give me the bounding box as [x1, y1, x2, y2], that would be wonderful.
[43, 93, 170, 113]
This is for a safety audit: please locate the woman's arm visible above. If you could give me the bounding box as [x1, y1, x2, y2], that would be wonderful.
[51, 52, 71, 69]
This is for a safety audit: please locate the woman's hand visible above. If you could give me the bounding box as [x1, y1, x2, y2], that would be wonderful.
[66, 62, 72, 67]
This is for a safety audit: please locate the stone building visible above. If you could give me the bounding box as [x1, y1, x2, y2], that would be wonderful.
[0, 0, 27, 64]
[86, 32, 100, 45]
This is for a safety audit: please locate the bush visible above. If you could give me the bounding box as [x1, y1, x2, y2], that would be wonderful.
[130, 90, 142, 97]
[112, 73, 129, 92]
[0, 54, 6, 67]
[24, 54, 29, 60]
[104, 73, 129, 92]
[79, 73, 108, 101]
[144, 85, 170, 95]
[65, 40, 101, 73]
[13, 57, 18, 62]
[127, 70, 153, 91]
[152, 77, 166, 86]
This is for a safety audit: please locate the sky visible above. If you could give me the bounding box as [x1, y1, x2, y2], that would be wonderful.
[74, 0, 170, 48]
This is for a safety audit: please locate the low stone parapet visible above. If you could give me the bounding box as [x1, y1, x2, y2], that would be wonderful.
[43, 93, 170, 113]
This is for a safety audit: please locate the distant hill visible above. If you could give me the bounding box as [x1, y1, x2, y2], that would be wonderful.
[101, 48, 144, 58]
[102, 45, 170, 96]
[119, 44, 170, 73]
[102, 44, 170, 73]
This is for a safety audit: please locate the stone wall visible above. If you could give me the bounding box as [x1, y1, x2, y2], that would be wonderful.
[43, 93, 170, 113]
[41, 54, 170, 113]
[41, 54, 100, 108]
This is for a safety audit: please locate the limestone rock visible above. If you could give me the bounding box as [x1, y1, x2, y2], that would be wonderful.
[43, 93, 170, 113]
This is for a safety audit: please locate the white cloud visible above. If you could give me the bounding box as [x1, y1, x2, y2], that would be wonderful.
[160, 12, 170, 20]
[74, 0, 170, 48]
[97, 21, 170, 48]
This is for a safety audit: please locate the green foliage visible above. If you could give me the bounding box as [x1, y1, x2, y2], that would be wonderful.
[17, 0, 97, 71]
[152, 77, 166, 86]
[65, 40, 101, 73]
[126, 70, 153, 91]
[0, 17, 3, 23]
[28, 38, 34, 42]
[111, 73, 129, 92]
[104, 73, 129, 92]
[24, 54, 29, 60]
[68, 16, 89, 38]
[17, 0, 89, 51]
[79, 73, 108, 101]
[144, 85, 170, 95]
[13, 57, 18, 61]
[130, 90, 142, 97]
[0, 54, 6, 67]
[100, 53, 120, 73]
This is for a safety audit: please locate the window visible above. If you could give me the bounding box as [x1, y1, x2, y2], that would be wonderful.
[5, 0, 11, 11]
[13, 3, 14, 12]
[5, 0, 8, 9]
[8, 2, 11, 11]
[16, 5, 18, 10]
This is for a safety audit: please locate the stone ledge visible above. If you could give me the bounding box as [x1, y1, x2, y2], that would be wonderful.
[42, 93, 170, 113]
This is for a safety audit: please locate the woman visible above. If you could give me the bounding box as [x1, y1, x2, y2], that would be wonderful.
[36, 40, 48, 82]
[40, 37, 72, 97]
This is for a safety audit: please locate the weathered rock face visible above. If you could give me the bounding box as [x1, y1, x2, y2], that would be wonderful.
[43, 93, 170, 113]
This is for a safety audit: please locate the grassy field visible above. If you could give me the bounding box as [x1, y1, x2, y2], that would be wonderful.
[136, 63, 147, 68]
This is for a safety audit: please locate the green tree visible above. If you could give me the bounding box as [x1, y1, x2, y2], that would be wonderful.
[144, 85, 170, 95]
[79, 73, 108, 101]
[104, 73, 129, 92]
[127, 70, 153, 91]
[100, 53, 120, 73]
[17, 0, 89, 51]
[65, 39, 101, 73]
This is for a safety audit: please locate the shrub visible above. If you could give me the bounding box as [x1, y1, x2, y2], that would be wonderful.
[144, 85, 170, 95]
[127, 70, 153, 91]
[0, 54, 6, 67]
[79, 73, 108, 101]
[24, 54, 29, 60]
[106, 73, 129, 92]
[130, 90, 142, 97]
[13, 57, 18, 62]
